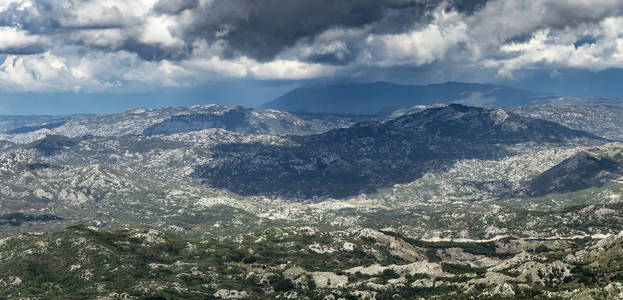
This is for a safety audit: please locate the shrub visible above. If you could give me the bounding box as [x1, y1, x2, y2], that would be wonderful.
[441, 263, 486, 275]
[272, 278, 294, 292]
[380, 269, 400, 281]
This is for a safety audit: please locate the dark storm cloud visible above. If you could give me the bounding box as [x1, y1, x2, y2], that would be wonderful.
[154, 0, 199, 15]
[0, 44, 47, 55]
[1, 0, 618, 65]
[117, 38, 190, 61]
[0, 0, 489, 62]
[542, 0, 623, 29]
[0, 1, 64, 34]
[179, 0, 454, 61]
[0, 0, 189, 61]
[0, 1, 125, 34]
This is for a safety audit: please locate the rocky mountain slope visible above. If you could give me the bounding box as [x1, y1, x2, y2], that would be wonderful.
[510, 105, 623, 141]
[519, 143, 623, 197]
[379, 102, 623, 142]
[0, 105, 368, 144]
[0, 115, 71, 132]
[192, 104, 604, 198]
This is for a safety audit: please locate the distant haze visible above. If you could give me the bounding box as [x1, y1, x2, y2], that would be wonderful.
[262, 82, 545, 114]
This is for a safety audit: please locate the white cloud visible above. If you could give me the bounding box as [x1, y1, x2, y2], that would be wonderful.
[0, 0, 33, 12]
[484, 17, 623, 77]
[364, 8, 468, 67]
[250, 59, 337, 80]
[0, 26, 43, 53]
[0, 53, 77, 91]
[182, 56, 338, 80]
[140, 15, 184, 48]
[67, 29, 127, 49]
[280, 27, 369, 63]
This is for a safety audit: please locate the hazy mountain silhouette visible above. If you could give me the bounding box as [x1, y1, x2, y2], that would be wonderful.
[261, 81, 546, 114]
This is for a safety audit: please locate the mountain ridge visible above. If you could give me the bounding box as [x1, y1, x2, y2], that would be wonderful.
[261, 81, 546, 114]
[192, 104, 605, 198]
[521, 143, 623, 197]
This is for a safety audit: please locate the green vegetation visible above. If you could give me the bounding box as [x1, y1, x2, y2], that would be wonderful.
[380, 230, 511, 258]
[378, 269, 400, 283]
[441, 263, 486, 275]
[270, 276, 294, 292]
[1, 223, 621, 299]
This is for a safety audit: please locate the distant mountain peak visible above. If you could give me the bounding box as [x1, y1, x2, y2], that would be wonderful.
[261, 81, 544, 114]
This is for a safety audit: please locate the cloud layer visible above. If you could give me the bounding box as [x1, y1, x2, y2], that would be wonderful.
[0, 0, 623, 92]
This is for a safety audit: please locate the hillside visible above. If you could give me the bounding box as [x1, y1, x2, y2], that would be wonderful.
[0, 105, 368, 144]
[192, 104, 604, 198]
[510, 105, 623, 141]
[4, 225, 623, 299]
[522, 143, 623, 197]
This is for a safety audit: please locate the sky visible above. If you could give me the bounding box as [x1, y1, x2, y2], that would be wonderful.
[1, 0, 623, 114]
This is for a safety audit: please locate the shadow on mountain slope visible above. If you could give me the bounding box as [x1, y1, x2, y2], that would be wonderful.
[191, 104, 605, 199]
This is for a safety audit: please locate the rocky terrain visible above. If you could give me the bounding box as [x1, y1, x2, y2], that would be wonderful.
[1, 103, 623, 298]
[0, 105, 367, 144]
[522, 143, 623, 197]
[192, 104, 603, 198]
[3, 225, 623, 299]
[510, 104, 623, 141]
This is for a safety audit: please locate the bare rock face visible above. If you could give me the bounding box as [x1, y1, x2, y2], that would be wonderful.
[281, 265, 348, 289]
[311, 272, 348, 289]
[358, 228, 425, 262]
[438, 247, 501, 267]
[346, 262, 449, 278]
[213, 289, 249, 299]
[485, 282, 515, 297]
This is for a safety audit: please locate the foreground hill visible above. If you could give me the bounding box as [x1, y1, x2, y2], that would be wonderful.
[261, 81, 544, 114]
[3, 225, 623, 299]
[192, 104, 604, 198]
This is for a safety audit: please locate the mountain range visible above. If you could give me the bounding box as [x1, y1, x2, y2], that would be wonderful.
[193, 104, 603, 198]
[261, 81, 548, 114]
[1, 91, 623, 298]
